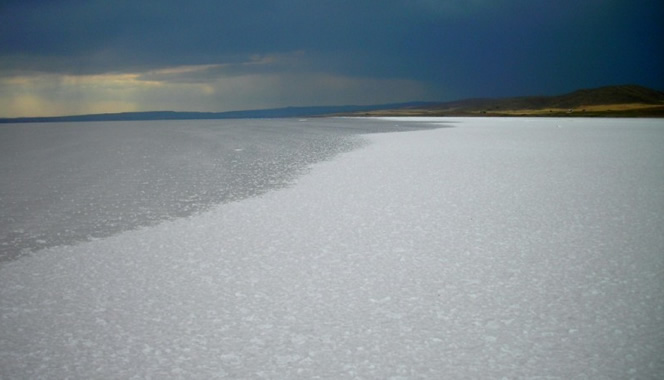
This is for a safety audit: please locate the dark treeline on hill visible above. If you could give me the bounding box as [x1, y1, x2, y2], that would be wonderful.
[358, 85, 664, 117]
[436, 84, 664, 110]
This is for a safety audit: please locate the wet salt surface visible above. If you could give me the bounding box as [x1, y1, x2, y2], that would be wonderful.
[0, 118, 436, 260]
[1, 117, 663, 378]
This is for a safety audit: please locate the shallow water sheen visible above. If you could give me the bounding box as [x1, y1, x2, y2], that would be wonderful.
[0, 118, 439, 260]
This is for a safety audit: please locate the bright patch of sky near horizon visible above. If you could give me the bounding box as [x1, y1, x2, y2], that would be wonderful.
[1, 0, 662, 117]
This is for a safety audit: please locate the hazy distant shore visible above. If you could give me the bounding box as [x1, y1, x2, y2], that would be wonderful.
[2, 85, 662, 122]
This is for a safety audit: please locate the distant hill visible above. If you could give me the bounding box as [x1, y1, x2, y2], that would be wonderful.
[351, 85, 664, 117]
[0, 102, 434, 123]
[2, 85, 663, 123]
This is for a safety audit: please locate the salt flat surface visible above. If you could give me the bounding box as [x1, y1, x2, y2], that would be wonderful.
[0, 118, 433, 260]
[1, 117, 663, 378]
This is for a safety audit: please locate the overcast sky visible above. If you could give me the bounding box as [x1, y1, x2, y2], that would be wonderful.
[1, 0, 662, 117]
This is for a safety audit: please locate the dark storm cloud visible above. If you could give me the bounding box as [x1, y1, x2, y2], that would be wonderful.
[2, 0, 410, 73]
[1, 0, 663, 115]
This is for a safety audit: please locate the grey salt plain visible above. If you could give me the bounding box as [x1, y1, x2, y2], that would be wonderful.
[1, 117, 663, 379]
[0, 118, 431, 260]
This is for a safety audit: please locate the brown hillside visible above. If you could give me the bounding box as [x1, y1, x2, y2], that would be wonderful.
[355, 85, 664, 117]
[426, 84, 664, 112]
[547, 85, 664, 108]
